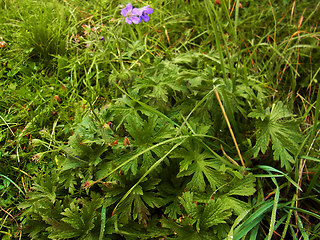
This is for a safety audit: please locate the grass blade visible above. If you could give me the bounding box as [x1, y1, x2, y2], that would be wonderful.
[265, 173, 280, 240]
[0, 174, 25, 196]
[112, 140, 184, 215]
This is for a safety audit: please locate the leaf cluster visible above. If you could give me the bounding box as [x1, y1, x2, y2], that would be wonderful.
[20, 102, 257, 239]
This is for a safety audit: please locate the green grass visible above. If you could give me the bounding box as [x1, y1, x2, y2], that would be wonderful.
[0, 0, 319, 239]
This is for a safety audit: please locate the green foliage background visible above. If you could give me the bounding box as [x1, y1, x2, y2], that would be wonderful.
[0, 0, 319, 239]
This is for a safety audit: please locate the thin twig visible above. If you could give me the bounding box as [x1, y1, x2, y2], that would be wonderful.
[0, 206, 18, 226]
[221, 144, 239, 166]
[214, 89, 245, 168]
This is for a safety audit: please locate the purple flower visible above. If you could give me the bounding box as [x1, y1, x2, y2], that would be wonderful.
[121, 3, 141, 25]
[139, 5, 153, 22]
[100, 36, 105, 41]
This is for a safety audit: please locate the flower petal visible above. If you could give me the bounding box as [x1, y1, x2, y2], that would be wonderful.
[121, 8, 127, 16]
[131, 16, 141, 24]
[132, 8, 141, 15]
[141, 14, 150, 22]
[144, 8, 153, 14]
[126, 3, 133, 11]
[125, 17, 133, 24]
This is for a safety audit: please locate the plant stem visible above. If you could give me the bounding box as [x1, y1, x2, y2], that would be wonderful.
[214, 89, 245, 168]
